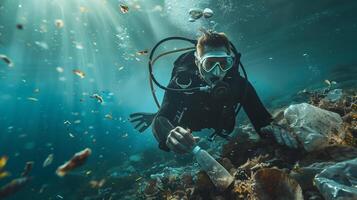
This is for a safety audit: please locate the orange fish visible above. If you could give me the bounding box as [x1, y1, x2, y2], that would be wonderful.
[73, 69, 86, 78]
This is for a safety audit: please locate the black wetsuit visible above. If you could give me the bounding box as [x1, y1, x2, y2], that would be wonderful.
[152, 51, 272, 151]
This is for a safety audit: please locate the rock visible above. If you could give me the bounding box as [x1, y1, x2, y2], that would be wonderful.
[284, 103, 344, 151]
[314, 158, 357, 200]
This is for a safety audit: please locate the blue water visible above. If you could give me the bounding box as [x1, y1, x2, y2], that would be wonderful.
[0, 0, 356, 199]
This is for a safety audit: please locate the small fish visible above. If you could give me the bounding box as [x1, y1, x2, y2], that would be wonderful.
[91, 94, 103, 103]
[0, 171, 10, 179]
[0, 156, 8, 169]
[43, 154, 54, 168]
[136, 50, 148, 56]
[135, 177, 142, 182]
[21, 161, 34, 177]
[0, 177, 31, 198]
[56, 148, 92, 177]
[73, 69, 86, 78]
[69, 133, 75, 138]
[64, 120, 71, 125]
[120, 4, 129, 13]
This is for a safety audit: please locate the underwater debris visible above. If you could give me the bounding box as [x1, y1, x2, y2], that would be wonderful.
[21, 161, 34, 177]
[43, 154, 54, 168]
[188, 8, 203, 22]
[105, 114, 113, 120]
[55, 19, 64, 28]
[314, 158, 357, 200]
[27, 97, 39, 102]
[136, 49, 148, 56]
[0, 54, 14, 67]
[73, 69, 86, 78]
[203, 8, 214, 18]
[89, 179, 106, 189]
[119, 4, 129, 13]
[283, 103, 344, 152]
[193, 145, 234, 191]
[91, 93, 103, 103]
[16, 24, 23, 30]
[0, 156, 10, 179]
[0, 177, 31, 198]
[56, 148, 92, 177]
[56, 66, 64, 73]
[79, 6, 89, 13]
[74, 42, 84, 50]
[34, 41, 49, 50]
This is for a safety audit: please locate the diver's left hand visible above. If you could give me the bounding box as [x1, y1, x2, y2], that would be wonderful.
[260, 124, 299, 149]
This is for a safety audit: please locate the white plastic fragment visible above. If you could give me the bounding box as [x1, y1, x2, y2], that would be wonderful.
[284, 103, 344, 152]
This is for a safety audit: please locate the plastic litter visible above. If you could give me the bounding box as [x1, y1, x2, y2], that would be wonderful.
[284, 103, 344, 152]
[314, 158, 357, 200]
[324, 89, 343, 102]
[192, 145, 234, 191]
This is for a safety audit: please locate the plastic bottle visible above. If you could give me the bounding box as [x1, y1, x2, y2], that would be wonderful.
[192, 145, 234, 191]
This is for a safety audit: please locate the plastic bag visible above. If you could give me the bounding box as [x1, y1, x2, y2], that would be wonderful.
[284, 103, 343, 152]
[314, 158, 357, 200]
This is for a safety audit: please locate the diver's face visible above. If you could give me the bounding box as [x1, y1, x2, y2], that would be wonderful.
[196, 46, 230, 86]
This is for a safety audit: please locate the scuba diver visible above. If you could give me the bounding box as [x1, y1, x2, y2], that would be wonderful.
[129, 30, 298, 154]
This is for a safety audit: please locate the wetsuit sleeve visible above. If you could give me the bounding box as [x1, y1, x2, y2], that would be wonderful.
[152, 77, 181, 152]
[233, 76, 273, 132]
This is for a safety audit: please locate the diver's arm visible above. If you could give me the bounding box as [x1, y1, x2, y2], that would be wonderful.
[152, 115, 175, 152]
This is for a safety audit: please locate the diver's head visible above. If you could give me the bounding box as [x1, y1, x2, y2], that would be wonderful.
[194, 31, 233, 86]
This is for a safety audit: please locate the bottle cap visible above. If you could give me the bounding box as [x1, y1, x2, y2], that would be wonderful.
[192, 145, 201, 154]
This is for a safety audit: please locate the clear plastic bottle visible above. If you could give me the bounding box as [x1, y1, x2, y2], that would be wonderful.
[192, 145, 234, 191]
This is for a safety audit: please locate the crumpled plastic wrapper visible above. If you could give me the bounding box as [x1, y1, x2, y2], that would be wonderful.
[314, 158, 357, 200]
[284, 103, 344, 151]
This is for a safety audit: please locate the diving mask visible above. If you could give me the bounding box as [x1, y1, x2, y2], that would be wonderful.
[196, 51, 234, 73]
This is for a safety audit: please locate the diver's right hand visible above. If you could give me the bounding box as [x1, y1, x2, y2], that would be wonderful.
[166, 126, 200, 154]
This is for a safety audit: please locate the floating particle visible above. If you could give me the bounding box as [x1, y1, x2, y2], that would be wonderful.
[73, 69, 85, 78]
[0, 54, 14, 67]
[34, 41, 49, 50]
[74, 42, 84, 50]
[152, 5, 163, 12]
[54, 19, 64, 28]
[16, 24, 24, 30]
[136, 49, 148, 56]
[27, 97, 39, 102]
[105, 114, 113, 120]
[203, 8, 214, 18]
[56, 67, 64, 73]
[56, 148, 92, 177]
[43, 154, 54, 168]
[21, 161, 34, 177]
[89, 179, 105, 189]
[34, 88, 40, 93]
[79, 6, 89, 13]
[91, 94, 103, 103]
[119, 4, 129, 13]
[122, 133, 128, 138]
